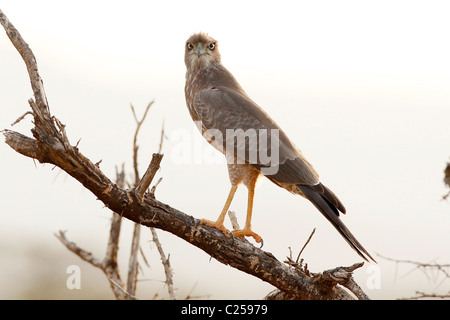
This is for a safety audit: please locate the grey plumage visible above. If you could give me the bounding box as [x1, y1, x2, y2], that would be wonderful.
[185, 32, 375, 262]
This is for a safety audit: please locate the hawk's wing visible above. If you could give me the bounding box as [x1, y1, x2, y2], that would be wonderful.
[192, 85, 320, 186]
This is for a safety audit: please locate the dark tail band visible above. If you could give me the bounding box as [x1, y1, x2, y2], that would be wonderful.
[297, 184, 376, 263]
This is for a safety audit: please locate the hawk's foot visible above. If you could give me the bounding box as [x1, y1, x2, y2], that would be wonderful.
[232, 228, 263, 245]
[200, 219, 233, 238]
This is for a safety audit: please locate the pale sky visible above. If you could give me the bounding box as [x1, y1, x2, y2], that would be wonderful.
[1, 0, 450, 299]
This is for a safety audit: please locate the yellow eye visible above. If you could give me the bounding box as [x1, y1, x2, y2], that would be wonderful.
[208, 43, 215, 50]
[187, 43, 194, 50]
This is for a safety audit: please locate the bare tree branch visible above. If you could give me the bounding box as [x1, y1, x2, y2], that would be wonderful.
[55, 231, 104, 269]
[379, 254, 450, 300]
[102, 166, 127, 299]
[150, 227, 176, 299]
[0, 9, 49, 114]
[131, 101, 154, 186]
[443, 161, 450, 200]
[126, 103, 154, 297]
[54, 167, 134, 300]
[134, 153, 164, 201]
[108, 278, 137, 300]
[406, 291, 450, 300]
[1, 9, 370, 300]
[296, 228, 316, 264]
[127, 223, 141, 297]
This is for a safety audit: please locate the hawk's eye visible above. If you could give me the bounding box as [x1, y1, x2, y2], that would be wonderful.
[208, 43, 215, 50]
[187, 43, 194, 50]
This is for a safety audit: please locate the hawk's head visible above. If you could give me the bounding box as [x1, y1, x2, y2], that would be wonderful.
[185, 32, 221, 72]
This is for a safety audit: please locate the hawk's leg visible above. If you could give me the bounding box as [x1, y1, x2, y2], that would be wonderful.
[232, 184, 263, 244]
[200, 185, 237, 236]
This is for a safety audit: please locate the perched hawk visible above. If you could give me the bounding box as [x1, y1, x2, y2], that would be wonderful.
[184, 32, 374, 262]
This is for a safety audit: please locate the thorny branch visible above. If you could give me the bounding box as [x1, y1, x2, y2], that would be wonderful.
[127, 102, 153, 298]
[268, 229, 368, 300]
[55, 167, 137, 299]
[130, 102, 175, 299]
[379, 254, 450, 300]
[151, 227, 176, 300]
[57, 104, 168, 299]
[1, 9, 371, 300]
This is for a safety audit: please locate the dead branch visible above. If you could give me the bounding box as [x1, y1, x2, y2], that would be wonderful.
[228, 211, 240, 230]
[127, 223, 141, 297]
[1, 9, 370, 300]
[55, 231, 104, 269]
[444, 162, 450, 200]
[11, 111, 33, 126]
[406, 291, 450, 300]
[296, 228, 316, 264]
[127, 104, 154, 297]
[129, 103, 171, 298]
[135, 153, 164, 201]
[150, 227, 176, 299]
[146, 120, 176, 300]
[269, 229, 367, 300]
[55, 167, 134, 299]
[266, 262, 366, 300]
[103, 167, 127, 299]
[131, 101, 154, 186]
[379, 254, 450, 279]
[379, 254, 450, 300]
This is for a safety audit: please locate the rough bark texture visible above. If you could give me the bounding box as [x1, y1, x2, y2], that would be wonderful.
[0, 9, 369, 300]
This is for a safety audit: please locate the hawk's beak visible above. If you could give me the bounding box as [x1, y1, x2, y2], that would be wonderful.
[196, 43, 204, 58]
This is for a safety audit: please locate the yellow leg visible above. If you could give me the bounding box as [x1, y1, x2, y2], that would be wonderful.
[232, 185, 262, 244]
[200, 186, 237, 236]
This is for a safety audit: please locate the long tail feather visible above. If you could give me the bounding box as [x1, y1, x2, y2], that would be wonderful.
[297, 184, 376, 263]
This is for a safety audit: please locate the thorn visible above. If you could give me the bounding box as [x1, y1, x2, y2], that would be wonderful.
[95, 159, 102, 167]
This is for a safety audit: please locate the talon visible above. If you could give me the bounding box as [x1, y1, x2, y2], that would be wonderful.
[232, 228, 263, 245]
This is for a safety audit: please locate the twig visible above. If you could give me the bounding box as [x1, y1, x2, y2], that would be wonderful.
[131, 101, 154, 185]
[296, 228, 315, 264]
[101, 165, 127, 299]
[158, 119, 165, 154]
[134, 153, 163, 201]
[127, 102, 154, 297]
[228, 211, 240, 230]
[108, 278, 138, 300]
[11, 111, 33, 126]
[150, 228, 176, 300]
[406, 291, 450, 300]
[150, 177, 163, 197]
[378, 254, 450, 279]
[55, 167, 131, 300]
[55, 231, 103, 269]
[127, 223, 141, 296]
[379, 254, 450, 299]
[0, 9, 49, 114]
[185, 282, 212, 300]
[149, 121, 166, 197]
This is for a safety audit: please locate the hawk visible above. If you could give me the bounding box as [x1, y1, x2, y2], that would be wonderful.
[184, 32, 374, 262]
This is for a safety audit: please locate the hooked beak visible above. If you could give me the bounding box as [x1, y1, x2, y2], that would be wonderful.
[196, 43, 205, 58]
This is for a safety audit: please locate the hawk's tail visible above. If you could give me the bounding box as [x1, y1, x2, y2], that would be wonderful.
[297, 184, 376, 263]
